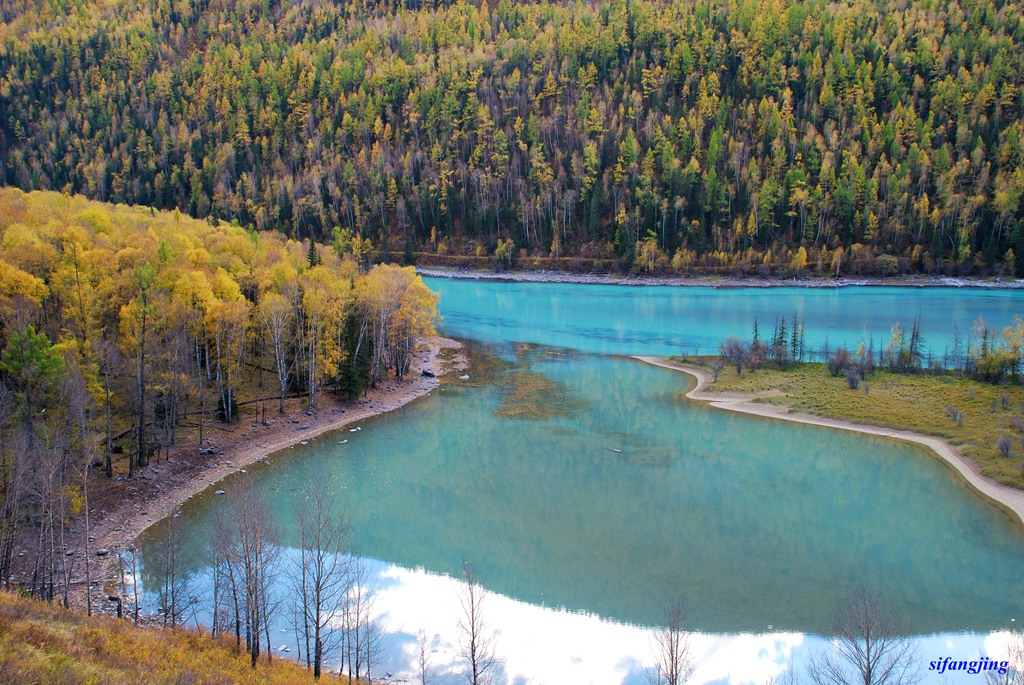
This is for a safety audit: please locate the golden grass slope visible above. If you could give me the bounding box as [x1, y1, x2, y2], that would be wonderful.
[0, 591, 339, 685]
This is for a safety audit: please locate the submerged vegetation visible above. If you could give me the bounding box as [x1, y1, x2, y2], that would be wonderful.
[495, 370, 579, 420]
[440, 338, 512, 388]
[441, 341, 581, 419]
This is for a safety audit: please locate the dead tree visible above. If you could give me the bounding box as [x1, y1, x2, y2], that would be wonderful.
[720, 336, 750, 375]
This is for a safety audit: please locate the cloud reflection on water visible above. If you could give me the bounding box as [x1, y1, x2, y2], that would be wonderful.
[365, 558, 805, 685]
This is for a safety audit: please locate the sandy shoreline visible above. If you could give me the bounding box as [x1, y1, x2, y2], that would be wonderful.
[634, 356, 1024, 529]
[418, 266, 1024, 289]
[74, 336, 464, 613]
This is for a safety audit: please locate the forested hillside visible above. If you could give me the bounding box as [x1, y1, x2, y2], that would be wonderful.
[0, 188, 437, 600]
[1, 0, 1023, 275]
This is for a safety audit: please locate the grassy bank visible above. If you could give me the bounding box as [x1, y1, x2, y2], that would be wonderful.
[674, 358, 1024, 490]
[0, 591, 336, 684]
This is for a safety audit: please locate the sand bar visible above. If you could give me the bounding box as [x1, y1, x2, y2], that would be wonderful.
[635, 356, 1024, 528]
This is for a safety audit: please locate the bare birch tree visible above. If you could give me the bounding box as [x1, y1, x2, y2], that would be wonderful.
[210, 516, 244, 649]
[155, 513, 197, 628]
[343, 557, 383, 682]
[226, 483, 279, 668]
[459, 559, 498, 685]
[417, 628, 436, 685]
[291, 484, 350, 678]
[648, 601, 695, 685]
[808, 588, 920, 685]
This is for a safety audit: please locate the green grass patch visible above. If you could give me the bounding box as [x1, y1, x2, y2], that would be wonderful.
[671, 357, 1024, 489]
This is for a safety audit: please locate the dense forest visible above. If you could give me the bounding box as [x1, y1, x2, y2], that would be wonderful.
[0, 188, 437, 601]
[1, 0, 1023, 275]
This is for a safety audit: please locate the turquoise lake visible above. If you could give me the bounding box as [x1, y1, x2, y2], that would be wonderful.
[137, 281, 1024, 683]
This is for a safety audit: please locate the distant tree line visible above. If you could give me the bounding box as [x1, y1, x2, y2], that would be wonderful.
[0, 189, 437, 604]
[1, 0, 1024, 275]
[718, 311, 1024, 385]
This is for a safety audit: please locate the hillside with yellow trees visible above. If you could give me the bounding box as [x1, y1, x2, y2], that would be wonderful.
[0, 188, 438, 603]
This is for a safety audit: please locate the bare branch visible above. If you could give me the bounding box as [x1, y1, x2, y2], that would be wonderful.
[808, 588, 920, 685]
[648, 600, 695, 685]
[459, 559, 499, 685]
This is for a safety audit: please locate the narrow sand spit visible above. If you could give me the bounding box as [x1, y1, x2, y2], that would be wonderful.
[418, 266, 1024, 289]
[74, 337, 464, 612]
[634, 356, 1024, 528]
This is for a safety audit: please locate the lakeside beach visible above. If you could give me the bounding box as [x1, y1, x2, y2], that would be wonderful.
[68, 337, 464, 613]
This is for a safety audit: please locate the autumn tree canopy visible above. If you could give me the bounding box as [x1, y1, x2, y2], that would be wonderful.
[0, 188, 438, 598]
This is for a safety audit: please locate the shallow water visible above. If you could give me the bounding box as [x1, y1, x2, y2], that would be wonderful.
[136, 282, 1024, 683]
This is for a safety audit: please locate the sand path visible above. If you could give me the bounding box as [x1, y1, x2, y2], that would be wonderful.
[634, 356, 1024, 528]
